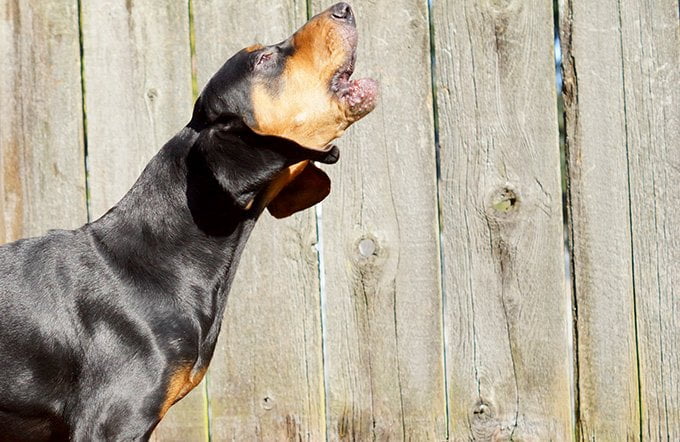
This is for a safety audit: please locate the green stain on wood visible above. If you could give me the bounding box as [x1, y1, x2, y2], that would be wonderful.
[188, 0, 198, 100]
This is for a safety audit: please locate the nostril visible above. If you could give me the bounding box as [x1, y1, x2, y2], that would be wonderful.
[331, 2, 352, 20]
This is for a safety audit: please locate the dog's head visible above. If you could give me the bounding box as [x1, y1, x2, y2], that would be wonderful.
[189, 3, 377, 219]
[192, 2, 377, 148]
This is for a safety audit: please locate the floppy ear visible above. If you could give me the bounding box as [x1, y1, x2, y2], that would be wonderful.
[192, 114, 339, 212]
[194, 121, 290, 210]
[267, 162, 331, 218]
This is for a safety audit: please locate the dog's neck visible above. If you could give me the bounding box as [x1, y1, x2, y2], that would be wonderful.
[84, 126, 261, 363]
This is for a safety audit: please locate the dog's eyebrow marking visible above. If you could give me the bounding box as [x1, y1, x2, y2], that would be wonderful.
[245, 44, 264, 53]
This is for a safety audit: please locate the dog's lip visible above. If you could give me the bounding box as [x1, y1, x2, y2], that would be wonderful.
[318, 144, 340, 163]
[330, 41, 357, 95]
[297, 143, 340, 164]
[331, 70, 378, 120]
[330, 33, 378, 119]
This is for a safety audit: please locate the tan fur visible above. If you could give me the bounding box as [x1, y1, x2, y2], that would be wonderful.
[251, 14, 353, 148]
[244, 43, 264, 53]
[260, 161, 311, 208]
[159, 365, 208, 419]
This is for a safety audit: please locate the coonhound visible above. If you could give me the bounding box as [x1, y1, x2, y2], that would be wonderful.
[0, 3, 377, 440]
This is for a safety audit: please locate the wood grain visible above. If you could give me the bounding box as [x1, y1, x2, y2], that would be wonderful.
[0, 0, 86, 242]
[193, 1, 327, 439]
[79, 1, 204, 439]
[560, 0, 640, 438]
[81, 0, 194, 220]
[311, 1, 446, 440]
[563, 0, 680, 438]
[608, 0, 678, 439]
[433, 0, 572, 439]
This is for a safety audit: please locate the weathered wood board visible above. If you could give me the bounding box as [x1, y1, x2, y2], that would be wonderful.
[0, 0, 87, 242]
[433, 0, 573, 439]
[560, 0, 640, 438]
[617, 2, 680, 439]
[192, 1, 326, 439]
[79, 1, 203, 440]
[564, 0, 680, 439]
[311, 1, 446, 440]
[81, 0, 194, 220]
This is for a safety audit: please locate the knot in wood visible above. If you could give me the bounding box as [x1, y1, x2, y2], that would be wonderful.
[146, 88, 159, 102]
[472, 401, 493, 419]
[489, 185, 520, 216]
[357, 236, 378, 258]
[261, 395, 274, 410]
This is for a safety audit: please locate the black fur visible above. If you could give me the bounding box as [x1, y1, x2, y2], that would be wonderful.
[0, 48, 337, 441]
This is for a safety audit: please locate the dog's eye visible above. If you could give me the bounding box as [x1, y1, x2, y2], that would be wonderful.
[255, 51, 275, 69]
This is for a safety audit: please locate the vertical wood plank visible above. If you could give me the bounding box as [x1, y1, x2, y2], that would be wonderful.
[81, 0, 193, 219]
[560, 0, 640, 438]
[563, 0, 680, 438]
[434, 0, 573, 439]
[311, 1, 446, 440]
[0, 0, 87, 242]
[617, 0, 679, 439]
[80, 1, 204, 440]
[192, 1, 327, 439]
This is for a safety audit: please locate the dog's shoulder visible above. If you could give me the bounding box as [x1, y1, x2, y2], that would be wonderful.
[0, 229, 98, 307]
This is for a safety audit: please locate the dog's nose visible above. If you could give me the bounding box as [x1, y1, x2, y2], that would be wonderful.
[330, 3, 354, 24]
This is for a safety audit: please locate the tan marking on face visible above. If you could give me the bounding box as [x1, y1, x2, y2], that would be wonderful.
[159, 364, 208, 419]
[251, 14, 353, 148]
[245, 43, 264, 53]
[259, 160, 310, 208]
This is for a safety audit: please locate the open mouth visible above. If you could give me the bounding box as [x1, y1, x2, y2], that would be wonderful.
[331, 46, 378, 120]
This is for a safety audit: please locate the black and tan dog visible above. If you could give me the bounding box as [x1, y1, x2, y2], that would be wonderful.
[0, 3, 377, 440]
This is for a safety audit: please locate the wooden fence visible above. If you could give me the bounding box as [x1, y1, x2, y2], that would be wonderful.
[1, 0, 678, 440]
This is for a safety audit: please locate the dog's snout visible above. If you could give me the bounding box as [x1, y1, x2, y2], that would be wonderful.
[330, 2, 354, 24]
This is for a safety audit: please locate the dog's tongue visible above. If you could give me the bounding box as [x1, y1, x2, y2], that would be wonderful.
[346, 78, 378, 118]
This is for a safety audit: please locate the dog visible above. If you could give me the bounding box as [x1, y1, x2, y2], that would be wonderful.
[0, 3, 377, 440]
